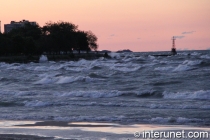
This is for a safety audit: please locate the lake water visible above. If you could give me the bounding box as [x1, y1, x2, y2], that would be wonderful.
[0, 50, 210, 126]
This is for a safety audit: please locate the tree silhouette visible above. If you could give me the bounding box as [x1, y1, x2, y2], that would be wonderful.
[42, 21, 78, 54]
[74, 31, 89, 54]
[86, 31, 98, 51]
[0, 21, 99, 57]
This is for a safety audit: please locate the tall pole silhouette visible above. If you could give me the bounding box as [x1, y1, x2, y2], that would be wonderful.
[172, 36, 176, 49]
[171, 36, 177, 55]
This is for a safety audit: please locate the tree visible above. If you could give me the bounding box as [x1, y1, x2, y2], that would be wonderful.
[11, 35, 24, 55]
[5, 23, 42, 55]
[86, 31, 98, 51]
[23, 37, 36, 55]
[0, 20, 99, 56]
[74, 31, 89, 54]
[8, 23, 42, 40]
[42, 21, 78, 54]
[0, 34, 12, 56]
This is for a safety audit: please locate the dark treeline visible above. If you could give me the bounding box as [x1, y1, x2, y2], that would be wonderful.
[0, 21, 98, 56]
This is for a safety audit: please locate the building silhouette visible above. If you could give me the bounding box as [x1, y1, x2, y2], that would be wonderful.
[4, 20, 36, 33]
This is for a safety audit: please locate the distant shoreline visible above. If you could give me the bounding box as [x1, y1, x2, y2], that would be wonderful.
[0, 53, 105, 63]
[0, 50, 208, 63]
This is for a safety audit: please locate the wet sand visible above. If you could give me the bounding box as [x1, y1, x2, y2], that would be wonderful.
[0, 134, 54, 140]
[0, 120, 209, 140]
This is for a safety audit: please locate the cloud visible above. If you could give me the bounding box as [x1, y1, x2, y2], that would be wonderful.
[182, 31, 196, 34]
[174, 36, 185, 39]
[137, 38, 141, 40]
[107, 34, 115, 39]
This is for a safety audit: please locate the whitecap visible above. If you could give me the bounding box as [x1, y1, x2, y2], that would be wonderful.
[148, 55, 155, 59]
[109, 52, 121, 59]
[34, 76, 56, 84]
[59, 90, 123, 98]
[200, 55, 210, 59]
[163, 90, 210, 100]
[24, 100, 51, 107]
[176, 117, 203, 123]
[34, 75, 101, 85]
[154, 66, 174, 71]
[173, 64, 192, 72]
[191, 52, 201, 56]
[39, 55, 48, 63]
[151, 117, 175, 123]
[182, 60, 202, 66]
[34, 66, 49, 72]
[56, 76, 76, 84]
[110, 66, 141, 72]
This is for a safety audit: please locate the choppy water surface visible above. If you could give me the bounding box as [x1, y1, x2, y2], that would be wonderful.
[0, 50, 210, 126]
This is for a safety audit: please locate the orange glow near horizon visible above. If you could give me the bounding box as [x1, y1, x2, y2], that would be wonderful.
[1, 0, 210, 52]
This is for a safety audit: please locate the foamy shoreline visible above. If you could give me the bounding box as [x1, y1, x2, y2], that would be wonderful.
[0, 120, 209, 140]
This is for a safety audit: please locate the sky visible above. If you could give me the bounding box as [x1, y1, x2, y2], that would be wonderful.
[0, 0, 210, 52]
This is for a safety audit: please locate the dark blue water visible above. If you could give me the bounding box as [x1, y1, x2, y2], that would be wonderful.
[0, 50, 210, 126]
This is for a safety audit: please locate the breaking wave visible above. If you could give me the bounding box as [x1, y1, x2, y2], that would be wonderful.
[34, 75, 102, 84]
[163, 90, 210, 100]
[149, 117, 203, 124]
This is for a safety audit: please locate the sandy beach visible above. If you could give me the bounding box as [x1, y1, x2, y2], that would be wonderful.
[0, 120, 209, 140]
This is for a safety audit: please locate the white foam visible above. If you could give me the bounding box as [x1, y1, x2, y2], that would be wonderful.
[34, 75, 101, 85]
[182, 60, 202, 66]
[154, 66, 174, 71]
[191, 52, 201, 56]
[39, 55, 48, 63]
[0, 90, 39, 97]
[173, 64, 192, 72]
[48, 64, 65, 71]
[37, 72, 61, 78]
[64, 66, 92, 72]
[178, 52, 190, 56]
[148, 55, 155, 59]
[122, 54, 136, 62]
[109, 52, 121, 59]
[62, 59, 100, 72]
[6, 65, 23, 70]
[34, 76, 56, 84]
[149, 104, 170, 109]
[56, 76, 77, 84]
[110, 62, 141, 72]
[151, 117, 174, 123]
[122, 57, 135, 62]
[176, 117, 203, 123]
[200, 55, 210, 59]
[163, 90, 210, 100]
[24, 100, 51, 107]
[59, 90, 123, 98]
[110, 66, 141, 72]
[34, 66, 49, 71]
[134, 90, 155, 96]
[56, 76, 97, 84]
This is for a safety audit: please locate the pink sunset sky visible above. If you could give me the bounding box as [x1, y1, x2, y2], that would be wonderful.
[0, 0, 210, 52]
